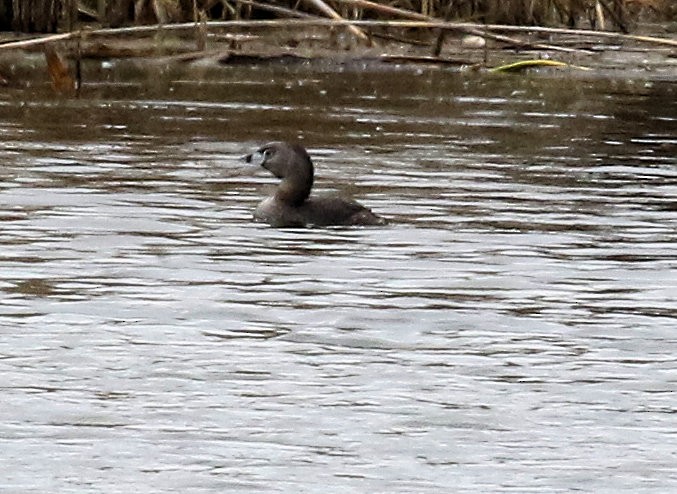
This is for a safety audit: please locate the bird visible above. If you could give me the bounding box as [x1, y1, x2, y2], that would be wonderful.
[244, 141, 387, 228]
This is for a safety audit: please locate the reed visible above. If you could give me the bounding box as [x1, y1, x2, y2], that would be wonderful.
[69, 0, 674, 32]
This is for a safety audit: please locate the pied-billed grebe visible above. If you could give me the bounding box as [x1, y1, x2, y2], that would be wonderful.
[244, 142, 387, 228]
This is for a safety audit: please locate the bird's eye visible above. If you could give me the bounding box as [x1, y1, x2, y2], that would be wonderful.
[263, 149, 273, 158]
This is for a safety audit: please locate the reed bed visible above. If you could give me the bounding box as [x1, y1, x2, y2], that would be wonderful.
[2, 0, 674, 34]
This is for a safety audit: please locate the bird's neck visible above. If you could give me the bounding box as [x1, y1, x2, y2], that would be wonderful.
[275, 172, 313, 206]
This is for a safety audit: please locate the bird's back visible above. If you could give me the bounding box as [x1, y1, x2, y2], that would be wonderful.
[300, 195, 387, 227]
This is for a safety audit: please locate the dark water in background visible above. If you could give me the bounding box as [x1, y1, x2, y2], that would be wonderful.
[1, 59, 676, 492]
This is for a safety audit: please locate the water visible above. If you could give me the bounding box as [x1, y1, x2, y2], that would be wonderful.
[1, 60, 676, 492]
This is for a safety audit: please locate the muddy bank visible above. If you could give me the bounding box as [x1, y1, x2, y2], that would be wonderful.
[0, 20, 675, 88]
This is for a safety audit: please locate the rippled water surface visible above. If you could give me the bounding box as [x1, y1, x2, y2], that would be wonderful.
[1, 61, 676, 493]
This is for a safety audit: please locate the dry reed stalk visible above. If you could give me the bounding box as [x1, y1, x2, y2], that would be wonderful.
[333, 0, 429, 20]
[475, 29, 586, 53]
[0, 32, 74, 49]
[234, 0, 317, 19]
[303, 0, 372, 44]
[595, 1, 606, 30]
[1, 19, 675, 51]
